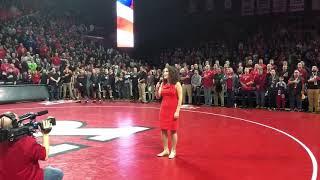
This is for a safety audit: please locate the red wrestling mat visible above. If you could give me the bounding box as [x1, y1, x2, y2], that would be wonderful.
[1, 101, 319, 180]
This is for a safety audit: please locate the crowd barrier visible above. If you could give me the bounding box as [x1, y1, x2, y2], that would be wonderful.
[0, 84, 49, 104]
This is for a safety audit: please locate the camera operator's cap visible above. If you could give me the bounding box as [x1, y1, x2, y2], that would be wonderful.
[0, 112, 18, 129]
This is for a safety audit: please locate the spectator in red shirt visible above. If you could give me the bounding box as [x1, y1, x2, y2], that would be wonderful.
[0, 113, 63, 180]
[1, 59, 10, 72]
[202, 65, 214, 106]
[0, 45, 6, 59]
[297, 62, 307, 81]
[180, 67, 193, 104]
[258, 58, 267, 73]
[240, 68, 254, 107]
[17, 43, 27, 57]
[40, 44, 49, 58]
[51, 53, 61, 70]
[250, 64, 260, 80]
[12, 64, 20, 76]
[55, 41, 63, 53]
[254, 67, 267, 108]
[32, 71, 41, 84]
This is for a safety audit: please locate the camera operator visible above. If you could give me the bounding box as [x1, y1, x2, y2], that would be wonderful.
[0, 113, 64, 180]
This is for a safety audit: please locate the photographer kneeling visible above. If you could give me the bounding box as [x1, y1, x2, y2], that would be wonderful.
[0, 112, 64, 180]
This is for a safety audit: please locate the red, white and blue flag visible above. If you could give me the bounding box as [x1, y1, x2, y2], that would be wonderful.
[117, 0, 134, 48]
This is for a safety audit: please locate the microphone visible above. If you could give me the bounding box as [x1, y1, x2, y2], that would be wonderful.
[36, 110, 48, 116]
[19, 110, 49, 121]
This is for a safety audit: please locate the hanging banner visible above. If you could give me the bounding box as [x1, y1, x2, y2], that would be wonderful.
[241, 0, 255, 16]
[188, 0, 197, 14]
[272, 0, 287, 13]
[225, 0, 232, 10]
[257, 0, 270, 14]
[313, 0, 320, 10]
[206, 0, 214, 11]
[289, 0, 304, 12]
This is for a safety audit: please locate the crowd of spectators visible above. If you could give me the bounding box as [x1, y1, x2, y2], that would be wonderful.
[0, 10, 319, 113]
[0, 12, 155, 102]
[157, 23, 320, 113]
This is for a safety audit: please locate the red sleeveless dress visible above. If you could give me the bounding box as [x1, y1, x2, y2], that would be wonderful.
[159, 83, 178, 130]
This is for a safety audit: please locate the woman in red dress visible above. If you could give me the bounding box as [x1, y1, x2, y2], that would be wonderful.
[156, 66, 182, 159]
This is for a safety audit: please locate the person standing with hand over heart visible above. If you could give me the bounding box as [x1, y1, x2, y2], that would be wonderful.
[155, 66, 182, 159]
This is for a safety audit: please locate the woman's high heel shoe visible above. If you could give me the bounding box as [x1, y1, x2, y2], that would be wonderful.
[157, 150, 170, 157]
[168, 151, 176, 159]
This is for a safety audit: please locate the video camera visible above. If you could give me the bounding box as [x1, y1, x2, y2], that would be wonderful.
[0, 110, 56, 142]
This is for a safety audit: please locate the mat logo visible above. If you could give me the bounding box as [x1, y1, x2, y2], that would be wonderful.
[39, 100, 74, 106]
[181, 105, 200, 110]
[34, 121, 150, 156]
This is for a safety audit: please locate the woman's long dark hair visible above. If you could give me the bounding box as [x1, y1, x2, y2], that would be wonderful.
[164, 66, 180, 85]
